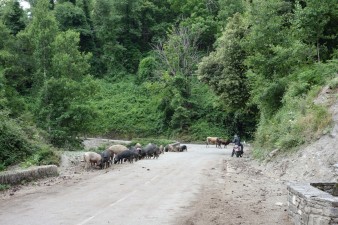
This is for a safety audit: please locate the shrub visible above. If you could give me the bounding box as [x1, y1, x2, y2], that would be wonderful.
[0, 112, 34, 169]
[328, 76, 338, 89]
[294, 105, 332, 142]
[251, 147, 268, 161]
[287, 61, 338, 98]
[0, 184, 10, 191]
[137, 56, 158, 83]
[35, 77, 99, 149]
[89, 79, 163, 138]
[0, 111, 61, 171]
[21, 149, 60, 168]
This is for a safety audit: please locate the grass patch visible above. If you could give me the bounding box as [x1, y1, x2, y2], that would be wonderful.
[21, 148, 61, 168]
[251, 147, 268, 161]
[0, 184, 10, 191]
[328, 77, 338, 89]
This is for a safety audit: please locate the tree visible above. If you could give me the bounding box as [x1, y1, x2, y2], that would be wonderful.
[36, 76, 99, 148]
[155, 25, 201, 131]
[197, 12, 260, 137]
[0, 21, 33, 117]
[26, 0, 58, 90]
[217, 0, 244, 27]
[92, 0, 176, 76]
[112, 0, 143, 73]
[0, 24, 36, 96]
[138, 0, 176, 51]
[0, 22, 11, 110]
[198, 13, 248, 110]
[92, 0, 122, 75]
[54, 1, 96, 53]
[36, 30, 95, 148]
[51, 30, 92, 80]
[168, 0, 218, 16]
[0, 21, 14, 69]
[242, 0, 297, 118]
[58, 0, 76, 4]
[0, 0, 27, 35]
[292, 0, 338, 62]
[155, 26, 200, 78]
[180, 15, 218, 51]
[168, 0, 219, 51]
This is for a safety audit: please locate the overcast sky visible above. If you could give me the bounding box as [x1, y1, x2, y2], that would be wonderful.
[19, 0, 30, 9]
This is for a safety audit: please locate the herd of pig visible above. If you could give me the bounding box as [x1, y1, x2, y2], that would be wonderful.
[83, 143, 187, 170]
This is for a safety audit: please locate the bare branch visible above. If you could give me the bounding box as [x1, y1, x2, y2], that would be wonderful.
[154, 26, 201, 77]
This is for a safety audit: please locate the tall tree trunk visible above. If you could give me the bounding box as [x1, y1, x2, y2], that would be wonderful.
[317, 39, 320, 63]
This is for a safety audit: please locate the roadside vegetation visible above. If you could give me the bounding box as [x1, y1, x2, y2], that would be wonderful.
[253, 61, 338, 159]
[0, 0, 337, 170]
[0, 184, 10, 191]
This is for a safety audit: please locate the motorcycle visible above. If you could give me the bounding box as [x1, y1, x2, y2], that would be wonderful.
[231, 145, 243, 158]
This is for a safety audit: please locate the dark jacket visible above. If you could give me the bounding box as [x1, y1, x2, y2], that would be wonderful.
[233, 136, 241, 145]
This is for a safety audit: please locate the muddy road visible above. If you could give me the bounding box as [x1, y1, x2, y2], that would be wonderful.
[0, 144, 291, 225]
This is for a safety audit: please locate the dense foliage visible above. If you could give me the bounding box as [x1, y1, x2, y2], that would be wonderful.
[0, 0, 337, 169]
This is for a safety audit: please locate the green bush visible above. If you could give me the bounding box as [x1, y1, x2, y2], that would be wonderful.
[89, 78, 163, 137]
[21, 148, 60, 168]
[251, 147, 267, 161]
[0, 111, 61, 171]
[35, 76, 99, 149]
[0, 163, 5, 171]
[287, 62, 338, 98]
[0, 184, 10, 191]
[35, 148, 60, 166]
[137, 56, 158, 83]
[254, 98, 331, 155]
[0, 112, 34, 169]
[276, 134, 304, 151]
[329, 76, 338, 89]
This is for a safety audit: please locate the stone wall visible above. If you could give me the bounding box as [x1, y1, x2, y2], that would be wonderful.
[287, 182, 338, 225]
[311, 183, 336, 195]
[0, 165, 58, 185]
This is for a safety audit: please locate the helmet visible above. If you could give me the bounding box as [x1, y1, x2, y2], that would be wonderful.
[234, 134, 238, 138]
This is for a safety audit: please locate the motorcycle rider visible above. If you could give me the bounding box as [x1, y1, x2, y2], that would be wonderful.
[231, 134, 244, 157]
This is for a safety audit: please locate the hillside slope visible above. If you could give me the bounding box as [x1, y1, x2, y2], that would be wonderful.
[261, 86, 338, 182]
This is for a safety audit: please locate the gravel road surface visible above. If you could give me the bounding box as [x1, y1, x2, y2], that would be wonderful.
[0, 144, 229, 225]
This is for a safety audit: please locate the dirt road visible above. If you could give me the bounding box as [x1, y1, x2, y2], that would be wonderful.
[0, 144, 291, 225]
